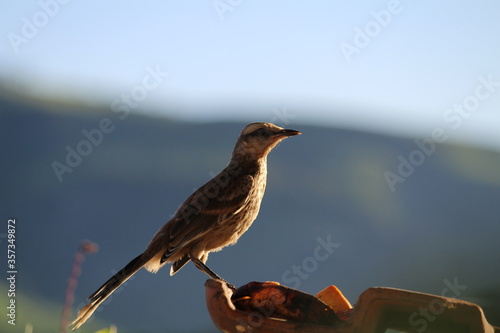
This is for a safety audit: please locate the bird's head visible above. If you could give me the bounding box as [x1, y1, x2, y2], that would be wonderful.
[233, 122, 301, 160]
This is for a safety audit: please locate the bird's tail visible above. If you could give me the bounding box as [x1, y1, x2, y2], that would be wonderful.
[70, 254, 146, 330]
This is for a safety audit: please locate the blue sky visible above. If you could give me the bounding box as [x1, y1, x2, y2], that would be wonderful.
[1, 1, 500, 150]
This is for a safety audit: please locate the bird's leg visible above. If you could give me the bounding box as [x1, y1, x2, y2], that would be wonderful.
[191, 256, 222, 279]
[190, 256, 236, 290]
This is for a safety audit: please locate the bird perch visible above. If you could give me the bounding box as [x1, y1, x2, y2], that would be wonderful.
[205, 279, 500, 333]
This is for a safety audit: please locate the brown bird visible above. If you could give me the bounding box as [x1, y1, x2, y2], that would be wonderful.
[70, 122, 300, 329]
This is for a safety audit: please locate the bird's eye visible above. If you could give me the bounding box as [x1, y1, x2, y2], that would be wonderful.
[253, 128, 268, 137]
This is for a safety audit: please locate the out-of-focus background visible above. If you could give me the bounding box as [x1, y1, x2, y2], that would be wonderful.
[1, 1, 500, 332]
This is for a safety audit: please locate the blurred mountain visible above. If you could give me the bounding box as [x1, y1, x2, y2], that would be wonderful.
[1, 93, 499, 332]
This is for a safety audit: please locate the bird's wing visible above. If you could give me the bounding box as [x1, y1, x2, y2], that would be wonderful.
[161, 173, 255, 262]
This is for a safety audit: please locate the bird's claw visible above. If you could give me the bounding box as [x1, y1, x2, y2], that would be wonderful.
[225, 281, 237, 291]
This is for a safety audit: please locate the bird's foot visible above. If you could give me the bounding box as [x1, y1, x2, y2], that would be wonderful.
[225, 281, 236, 291]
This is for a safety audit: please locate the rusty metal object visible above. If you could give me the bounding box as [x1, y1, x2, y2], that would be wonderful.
[205, 279, 500, 333]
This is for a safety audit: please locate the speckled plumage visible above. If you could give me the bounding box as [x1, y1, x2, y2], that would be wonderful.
[70, 122, 300, 330]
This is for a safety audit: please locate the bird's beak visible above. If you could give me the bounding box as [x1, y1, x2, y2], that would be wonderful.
[276, 129, 301, 138]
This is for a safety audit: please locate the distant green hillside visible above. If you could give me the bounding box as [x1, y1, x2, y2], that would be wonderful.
[0, 282, 108, 333]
